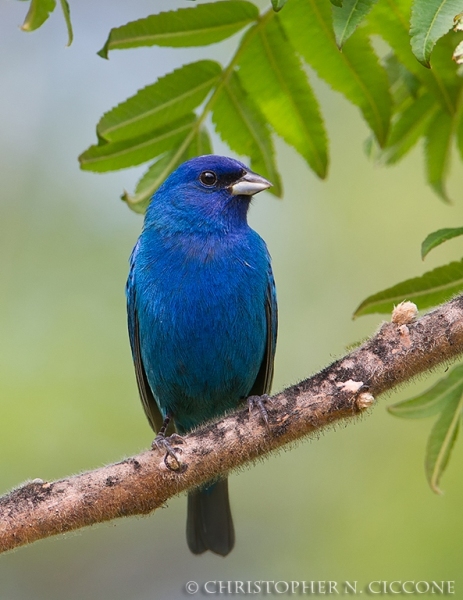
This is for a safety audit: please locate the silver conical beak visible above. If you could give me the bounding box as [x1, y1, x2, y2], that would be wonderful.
[230, 171, 272, 196]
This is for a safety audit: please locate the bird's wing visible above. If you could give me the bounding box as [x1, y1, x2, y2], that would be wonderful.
[249, 267, 278, 396]
[126, 256, 165, 434]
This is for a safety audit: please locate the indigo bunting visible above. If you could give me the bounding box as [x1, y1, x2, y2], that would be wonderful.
[126, 155, 277, 556]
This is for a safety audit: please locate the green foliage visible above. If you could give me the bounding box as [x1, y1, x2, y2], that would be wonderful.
[421, 227, 463, 259]
[59, 0, 72, 46]
[96, 61, 221, 143]
[97, 2, 259, 57]
[237, 16, 328, 178]
[21, 0, 72, 45]
[52, 0, 444, 208]
[79, 115, 196, 172]
[332, 0, 379, 48]
[271, 0, 288, 11]
[410, 0, 463, 67]
[389, 364, 463, 493]
[279, 0, 391, 146]
[354, 259, 463, 317]
[425, 110, 453, 202]
[21, 0, 56, 32]
[19, 0, 463, 210]
[380, 93, 438, 165]
[211, 72, 282, 195]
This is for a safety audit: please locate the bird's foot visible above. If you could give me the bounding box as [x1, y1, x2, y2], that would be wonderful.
[247, 394, 270, 429]
[152, 433, 185, 472]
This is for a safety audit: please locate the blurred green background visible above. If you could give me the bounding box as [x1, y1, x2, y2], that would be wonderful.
[1, 1, 463, 597]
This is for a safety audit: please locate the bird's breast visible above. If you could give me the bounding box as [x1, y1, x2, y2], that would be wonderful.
[134, 229, 270, 430]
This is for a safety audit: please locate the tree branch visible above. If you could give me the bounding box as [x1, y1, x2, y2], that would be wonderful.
[2, 296, 463, 553]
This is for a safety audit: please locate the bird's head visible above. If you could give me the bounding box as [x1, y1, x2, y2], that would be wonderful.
[145, 155, 272, 234]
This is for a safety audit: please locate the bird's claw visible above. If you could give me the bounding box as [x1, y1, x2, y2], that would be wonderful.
[152, 433, 185, 472]
[247, 394, 270, 428]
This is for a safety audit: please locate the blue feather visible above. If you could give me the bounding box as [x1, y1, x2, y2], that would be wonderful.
[127, 155, 277, 555]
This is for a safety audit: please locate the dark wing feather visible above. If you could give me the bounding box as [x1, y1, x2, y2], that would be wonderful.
[249, 269, 278, 397]
[126, 254, 166, 434]
[131, 309, 166, 433]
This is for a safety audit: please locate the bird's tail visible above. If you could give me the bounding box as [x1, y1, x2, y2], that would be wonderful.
[186, 478, 235, 556]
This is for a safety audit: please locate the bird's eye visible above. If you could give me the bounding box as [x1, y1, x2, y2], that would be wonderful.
[199, 171, 218, 186]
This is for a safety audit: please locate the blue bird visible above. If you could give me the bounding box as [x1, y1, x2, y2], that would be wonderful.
[126, 155, 277, 556]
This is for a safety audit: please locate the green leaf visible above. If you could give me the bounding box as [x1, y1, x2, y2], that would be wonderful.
[97, 1, 259, 57]
[354, 259, 463, 316]
[97, 61, 221, 143]
[212, 71, 282, 196]
[272, 0, 288, 11]
[425, 386, 463, 493]
[280, 0, 391, 146]
[123, 151, 179, 214]
[390, 362, 463, 493]
[421, 227, 463, 259]
[79, 114, 196, 172]
[123, 128, 213, 211]
[367, 1, 460, 115]
[59, 0, 73, 46]
[332, 0, 379, 48]
[331, 0, 344, 6]
[383, 53, 421, 108]
[381, 93, 437, 164]
[389, 364, 463, 418]
[238, 16, 328, 178]
[424, 109, 453, 203]
[21, 0, 56, 31]
[410, 0, 463, 67]
[425, 31, 463, 114]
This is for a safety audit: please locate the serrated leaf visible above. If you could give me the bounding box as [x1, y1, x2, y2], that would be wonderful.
[97, 1, 258, 57]
[21, 0, 56, 31]
[389, 364, 463, 418]
[79, 114, 196, 172]
[424, 109, 453, 203]
[421, 227, 463, 259]
[238, 16, 328, 178]
[59, 0, 73, 46]
[332, 0, 379, 48]
[124, 128, 213, 210]
[381, 93, 437, 164]
[425, 31, 463, 113]
[410, 0, 463, 67]
[212, 71, 282, 196]
[97, 61, 221, 143]
[354, 259, 463, 317]
[368, 1, 460, 115]
[425, 387, 463, 493]
[272, 0, 288, 11]
[280, 0, 391, 146]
